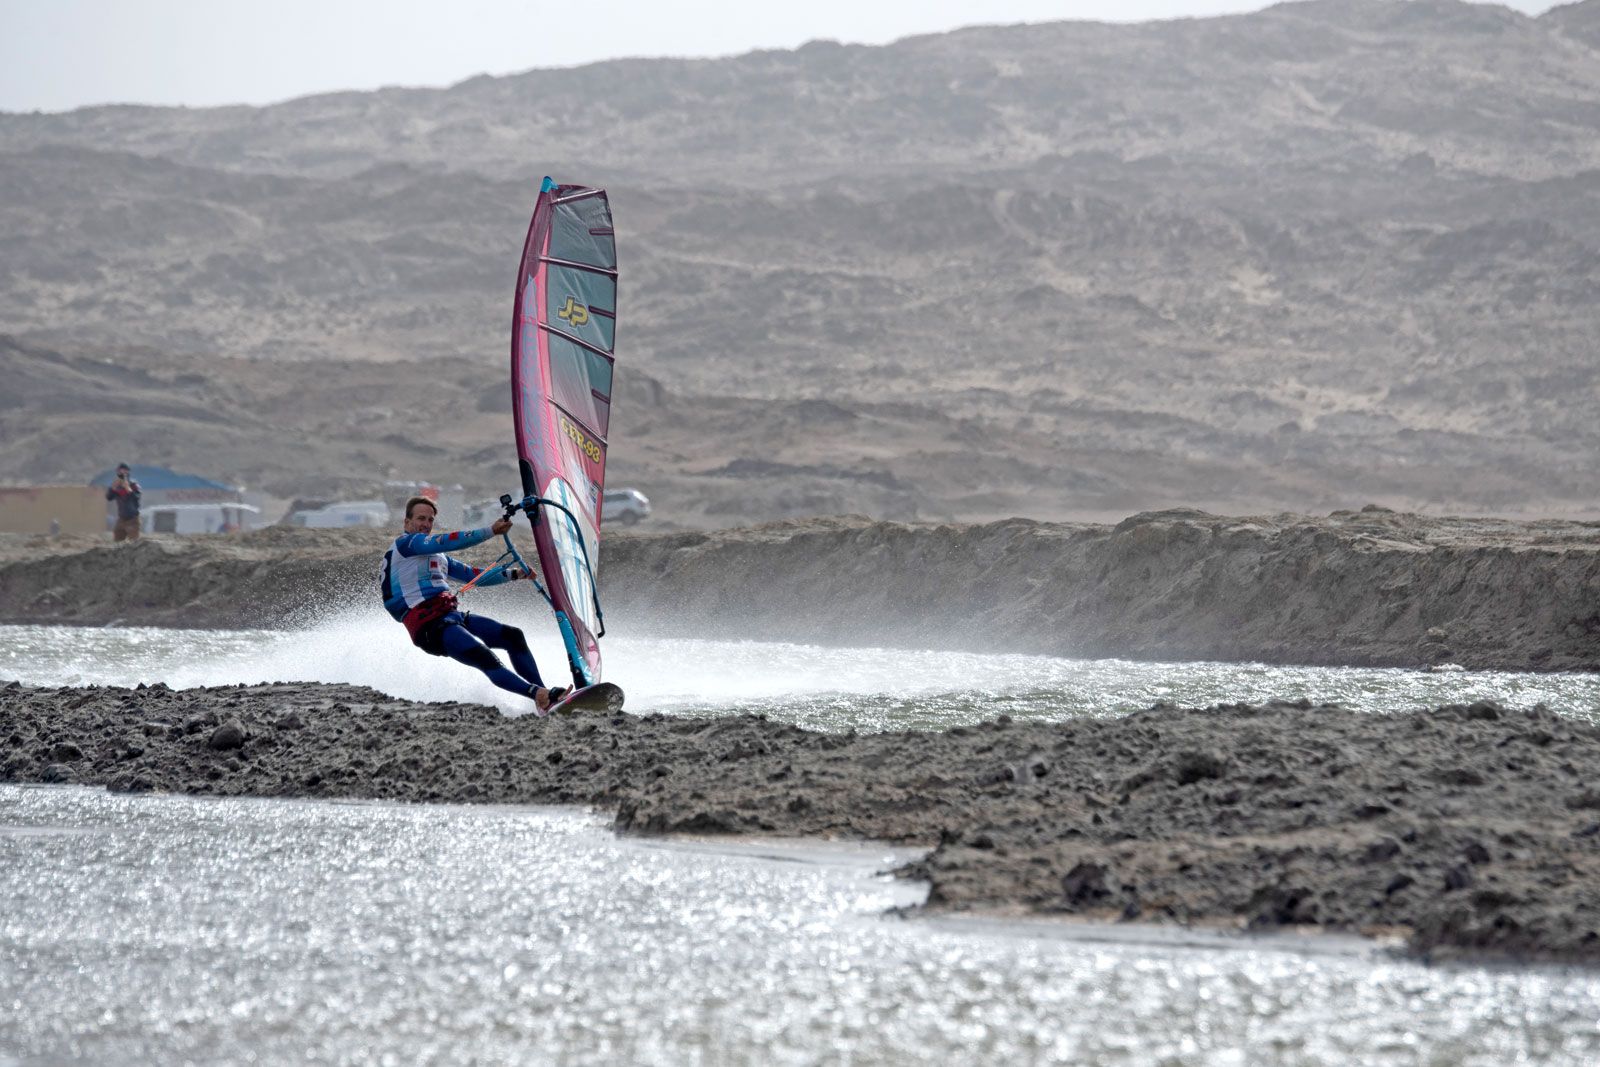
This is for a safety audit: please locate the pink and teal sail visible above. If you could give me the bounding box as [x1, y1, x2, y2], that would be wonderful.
[511, 177, 616, 687]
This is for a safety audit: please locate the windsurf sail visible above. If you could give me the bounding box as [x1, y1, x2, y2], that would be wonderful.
[511, 177, 617, 688]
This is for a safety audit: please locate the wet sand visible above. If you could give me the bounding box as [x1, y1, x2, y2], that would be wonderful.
[6, 679, 1600, 963]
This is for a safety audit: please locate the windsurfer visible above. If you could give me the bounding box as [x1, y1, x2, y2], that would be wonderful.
[380, 496, 566, 711]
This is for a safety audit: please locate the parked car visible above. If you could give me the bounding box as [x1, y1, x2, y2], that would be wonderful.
[288, 500, 390, 528]
[602, 488, 651, 526]
[461, 498, 502, 527]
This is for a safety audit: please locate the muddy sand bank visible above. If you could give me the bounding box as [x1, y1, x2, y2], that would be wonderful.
[3, 507, 1599, 672]
[6, 679, 1600, 963]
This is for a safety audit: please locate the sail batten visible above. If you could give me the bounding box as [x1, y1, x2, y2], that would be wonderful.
[540, 322, 619, 361]
[539, 258, 618, 278]
[547, 398, 610, 445]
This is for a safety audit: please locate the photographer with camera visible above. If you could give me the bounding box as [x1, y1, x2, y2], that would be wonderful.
[106, 463, 142, 542]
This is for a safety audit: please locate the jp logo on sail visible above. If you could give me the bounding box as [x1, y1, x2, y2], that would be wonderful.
[557, 296, 590, 328]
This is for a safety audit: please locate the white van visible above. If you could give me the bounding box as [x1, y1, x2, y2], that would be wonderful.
[288, 501, 391, 528]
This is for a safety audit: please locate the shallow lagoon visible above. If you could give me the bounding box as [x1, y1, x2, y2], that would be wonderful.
[5, 622, 1600, 1064]
[5, 785, 1600, 1066]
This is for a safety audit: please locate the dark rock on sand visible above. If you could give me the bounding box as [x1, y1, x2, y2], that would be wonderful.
[6, 680, 1600, 963]
[206, 720, 246, 751]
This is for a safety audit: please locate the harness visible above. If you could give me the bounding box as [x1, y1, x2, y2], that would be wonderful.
[401, 592, 461, 656]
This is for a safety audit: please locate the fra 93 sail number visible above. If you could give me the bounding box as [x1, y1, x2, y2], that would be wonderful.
[561, 415, 602, 464]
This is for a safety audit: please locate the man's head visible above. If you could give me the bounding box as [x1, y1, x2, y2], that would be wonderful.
[115, 464, 130, 481]
[403, 496, 438, 534]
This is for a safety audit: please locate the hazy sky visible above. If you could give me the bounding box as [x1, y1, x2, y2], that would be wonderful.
[0, 0, 1563, 113]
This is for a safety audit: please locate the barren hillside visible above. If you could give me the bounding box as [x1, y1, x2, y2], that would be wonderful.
[2, 0, 1597, 524]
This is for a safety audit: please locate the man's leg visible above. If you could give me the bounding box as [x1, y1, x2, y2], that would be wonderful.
[460, 614, 545, 688]
[438, 623, 537, 697]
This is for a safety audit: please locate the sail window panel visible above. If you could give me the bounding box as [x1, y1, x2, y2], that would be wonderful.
[546, 265, 616, 352]
[551, 199, 617, 270]
[548, 334, 613, 436]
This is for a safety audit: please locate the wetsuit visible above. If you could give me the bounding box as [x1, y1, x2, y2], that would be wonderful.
[380, 526, 545, 696]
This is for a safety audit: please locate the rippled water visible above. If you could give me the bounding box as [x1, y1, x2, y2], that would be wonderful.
[2, 617, 1597, 732]
[4, 785, 1599, 1067]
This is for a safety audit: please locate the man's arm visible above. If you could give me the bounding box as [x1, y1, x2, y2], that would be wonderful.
[444, 556, 479, 584]
[392, 527, 495, 557]
[443, 556, 527, 587]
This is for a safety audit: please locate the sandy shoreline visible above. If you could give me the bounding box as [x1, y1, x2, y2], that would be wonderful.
[6, 679, 1600, 964]
[4, 508, 1599, 672]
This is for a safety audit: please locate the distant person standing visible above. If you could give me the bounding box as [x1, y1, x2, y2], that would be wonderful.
[106, 463, 142, 542]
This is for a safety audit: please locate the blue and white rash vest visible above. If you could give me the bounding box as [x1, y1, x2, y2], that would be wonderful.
[379, 526, 513, 621]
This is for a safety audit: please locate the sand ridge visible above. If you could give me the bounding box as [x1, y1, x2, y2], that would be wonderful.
[4, 507, 1599, 671]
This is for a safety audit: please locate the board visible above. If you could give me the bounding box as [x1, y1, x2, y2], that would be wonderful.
[547, 681, 625, 715]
